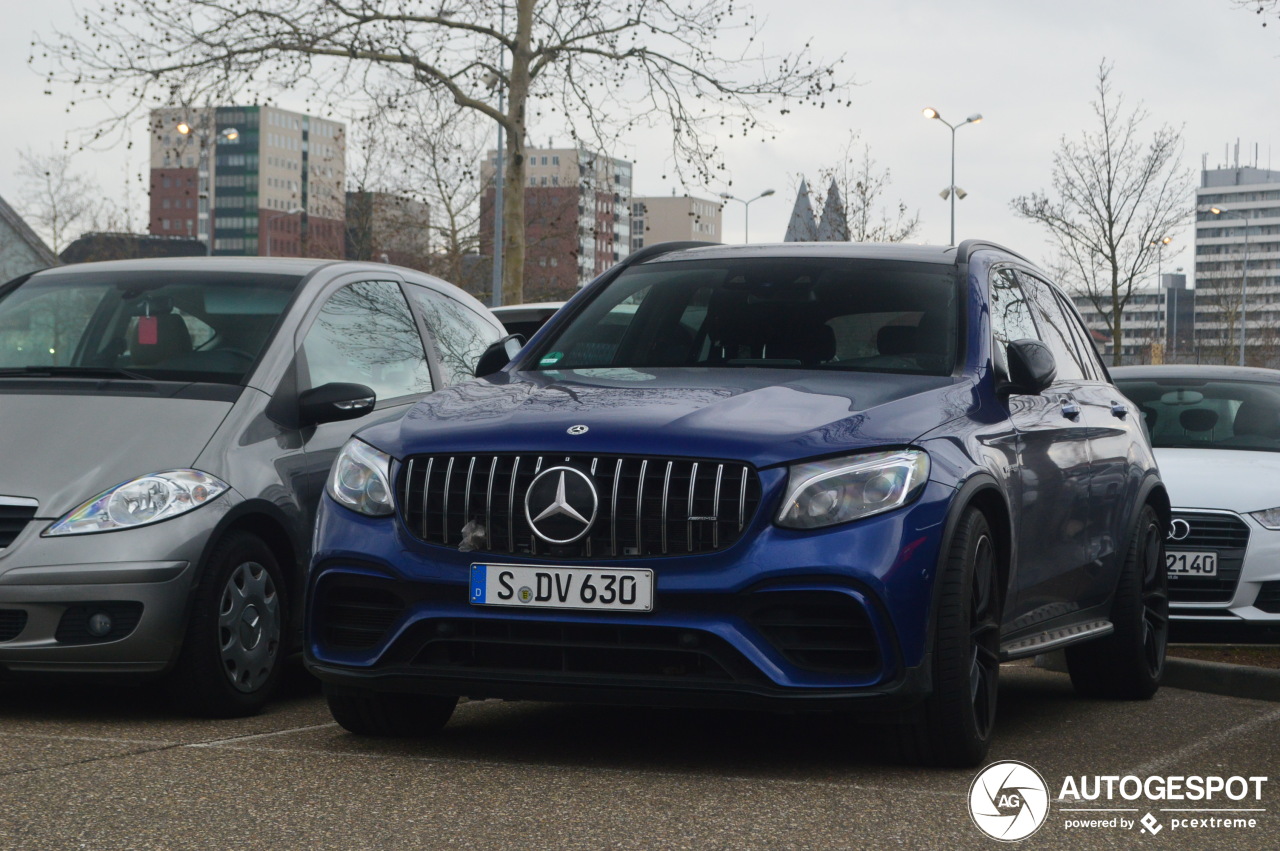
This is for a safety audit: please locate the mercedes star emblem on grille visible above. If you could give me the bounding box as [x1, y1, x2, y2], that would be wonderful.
[567, 425, 589, 435]
[524, 466, 599, 544]
[1168, 518, 1191, 541]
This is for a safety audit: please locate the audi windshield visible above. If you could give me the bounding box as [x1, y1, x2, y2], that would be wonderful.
[527, 258, 959, 376]
[1114, 376, 1280, 452]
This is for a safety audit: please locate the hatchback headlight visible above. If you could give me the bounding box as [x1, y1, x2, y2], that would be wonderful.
[45, 470, 229, 536]
[1250, 507, 1280, 530]
[777, 450, 930, 530]
[327, 439, 395, 516]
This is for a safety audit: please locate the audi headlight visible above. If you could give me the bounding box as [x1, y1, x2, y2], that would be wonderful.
[777, 449, 930, 530]
[1250, 507, 1280, 530]
[328, 439, 394, 516]
[45, 470, 229, 536]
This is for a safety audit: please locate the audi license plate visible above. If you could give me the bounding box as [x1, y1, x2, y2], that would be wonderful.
[469, 563, 654, 612]
[1166, 551, 1218, 577]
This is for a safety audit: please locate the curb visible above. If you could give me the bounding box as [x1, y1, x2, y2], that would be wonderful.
[1034, 651, 1280, 703]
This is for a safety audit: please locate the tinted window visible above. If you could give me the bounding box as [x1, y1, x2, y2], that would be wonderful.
[989, 268, 1039, 347]
[408, 287, 502, 385]
[1014, 271, 1085, 381]
[1054, 290, 1107, 380]
[0, 270, 301, 383]
[1114, 377, 1280, 452]
[530, 258, 958, 376]
[301, 281, 433, 400]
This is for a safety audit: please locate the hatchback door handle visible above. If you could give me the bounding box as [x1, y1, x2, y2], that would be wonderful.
[1110, 402, 1128, 418]
[1061, 401, 1081, 419]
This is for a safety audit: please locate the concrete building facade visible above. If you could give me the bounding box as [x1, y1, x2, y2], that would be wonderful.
[149, 106, 346, 258]
[1072, 273, 1193, 363]
[1194, 164, 1280, 364]
[630, 195, 722, 252]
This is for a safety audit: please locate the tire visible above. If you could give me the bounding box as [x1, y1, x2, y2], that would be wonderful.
[900, 507, 1001, 767]
[167, 530, 287, 717]
[1066, 504, 1168, 699]
[325, 685, 457, 737]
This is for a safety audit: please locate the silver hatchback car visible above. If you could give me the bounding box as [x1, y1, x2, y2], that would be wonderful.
[0, 257, 503, 715]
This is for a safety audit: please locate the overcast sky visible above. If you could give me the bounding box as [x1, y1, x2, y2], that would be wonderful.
[2, 0, 1277, 280]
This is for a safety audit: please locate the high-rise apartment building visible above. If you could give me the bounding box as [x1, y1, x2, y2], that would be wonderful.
[1072, 273, 1192, 363]
[480, 147, 632, 300]
[630, 195, 722, 252]
[1195, 163, 1280, 363]
[149, 106, 346, 257]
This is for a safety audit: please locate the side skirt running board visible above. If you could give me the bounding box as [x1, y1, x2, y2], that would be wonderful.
[999, 619, 1114, 660]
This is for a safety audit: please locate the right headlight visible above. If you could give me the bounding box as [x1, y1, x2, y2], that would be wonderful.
[1249, 507, 1280, 530]
[327, 439, 395, 517]
[777, 449, 930, 530]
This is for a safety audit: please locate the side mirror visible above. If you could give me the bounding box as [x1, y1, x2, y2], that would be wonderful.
[1004, 339, 1057, 395]
[298, 382, 376, 426]
[475, 334, 525, 377]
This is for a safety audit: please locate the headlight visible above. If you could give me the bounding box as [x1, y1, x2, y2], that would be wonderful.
[1250, 507, 1280, 530]
[777, 449, 930, 530]
[44, 470, 229, 536]
[327, 439, 395, 516]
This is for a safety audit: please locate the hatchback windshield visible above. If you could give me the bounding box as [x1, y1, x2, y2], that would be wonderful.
[529, 258, 957, 376]
[0, 270, 302, 384]
[1115, 377, 1280, 453]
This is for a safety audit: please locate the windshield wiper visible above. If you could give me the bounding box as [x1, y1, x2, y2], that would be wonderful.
[0, 366, 153, 381]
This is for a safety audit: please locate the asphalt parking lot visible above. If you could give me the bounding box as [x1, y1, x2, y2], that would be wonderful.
[0, 664, 1277, 850]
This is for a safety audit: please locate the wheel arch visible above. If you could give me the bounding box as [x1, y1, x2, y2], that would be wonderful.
[198, 499, 305, 623]
[923, 474, 1014, 662]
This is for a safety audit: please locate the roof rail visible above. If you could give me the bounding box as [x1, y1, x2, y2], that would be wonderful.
[956, 239, 1036, 266]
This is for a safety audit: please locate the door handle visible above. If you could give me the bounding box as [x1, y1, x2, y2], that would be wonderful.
[1061, 401, 1081, 420]
[1110, 402, 1128, 418]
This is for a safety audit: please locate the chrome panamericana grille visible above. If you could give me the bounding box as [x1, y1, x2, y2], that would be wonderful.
[399, 454, 762, 559]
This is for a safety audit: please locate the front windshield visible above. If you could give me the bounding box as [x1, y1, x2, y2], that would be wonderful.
[0, 270, 302, 385]
[528, 258, 959, 376]
[1115, 377, 1280, 453]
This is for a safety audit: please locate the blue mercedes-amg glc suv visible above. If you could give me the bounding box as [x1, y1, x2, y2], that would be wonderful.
[305, 241, 1169, 766]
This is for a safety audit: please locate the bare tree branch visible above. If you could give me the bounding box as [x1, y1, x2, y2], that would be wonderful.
[1011, 60, 1194, 365]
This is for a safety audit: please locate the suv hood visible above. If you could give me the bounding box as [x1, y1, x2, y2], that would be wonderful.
[363, 368, 970, 468]
[0, 389, 235, 517]
[1154, 447, 1280, 514]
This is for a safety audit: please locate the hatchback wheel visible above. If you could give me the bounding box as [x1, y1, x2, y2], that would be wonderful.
[168, 531, 286, 717]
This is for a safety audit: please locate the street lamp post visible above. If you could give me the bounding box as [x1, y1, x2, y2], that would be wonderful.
[922, 108, 982, 246]
[1210, 207, 1250, 366]
[266, 207, 304, 257]
[176, 121, 239, 256]
[718, 189, 776, 244]
[1150, 235, 1172, 357]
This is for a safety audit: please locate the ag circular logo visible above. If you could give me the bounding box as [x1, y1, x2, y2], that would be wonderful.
[524, 466, 599, 544]
[968, 760, 1050, 842]
[1168, 518, 1191, 541]
[567, 424, 589, 435]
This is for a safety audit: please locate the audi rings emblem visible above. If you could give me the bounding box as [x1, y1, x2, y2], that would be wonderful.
[524, 466, 599, 544]
[1168, 518, 1191, 541]
[567, 425, 589, 435]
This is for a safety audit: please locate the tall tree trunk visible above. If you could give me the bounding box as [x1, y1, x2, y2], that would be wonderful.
[1111, 269, 1122, 366]
[499, 0, 535, 306]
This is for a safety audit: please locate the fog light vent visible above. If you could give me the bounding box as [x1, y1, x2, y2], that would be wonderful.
[55, 602, 143, 644]
[0, 609, 27, 642]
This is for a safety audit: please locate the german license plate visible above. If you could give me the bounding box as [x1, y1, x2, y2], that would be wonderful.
[1166, 551, 1218, 577]
[469, 563, 654, 612]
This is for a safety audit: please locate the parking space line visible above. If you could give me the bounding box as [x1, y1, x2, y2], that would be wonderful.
[183, 722, 339, 748]
[1124, 704, 1280, 777]
[0, 731, 176, 747]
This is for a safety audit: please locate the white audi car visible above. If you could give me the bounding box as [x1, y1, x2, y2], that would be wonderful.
[1113, 365, 1280, 625]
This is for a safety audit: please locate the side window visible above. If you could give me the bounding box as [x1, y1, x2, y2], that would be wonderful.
[301, 280, 433, 401]
[988, 268, 1039, 347]
[1014, 271, 1086, 381]
[408, 287, 501, 385]
[1053, 290, 1107, 381]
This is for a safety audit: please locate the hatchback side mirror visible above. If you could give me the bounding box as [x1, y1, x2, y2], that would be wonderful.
[1004, 339, 1057, 395]
[475, 334, 525, 377]
[298, 382, 377, 426]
